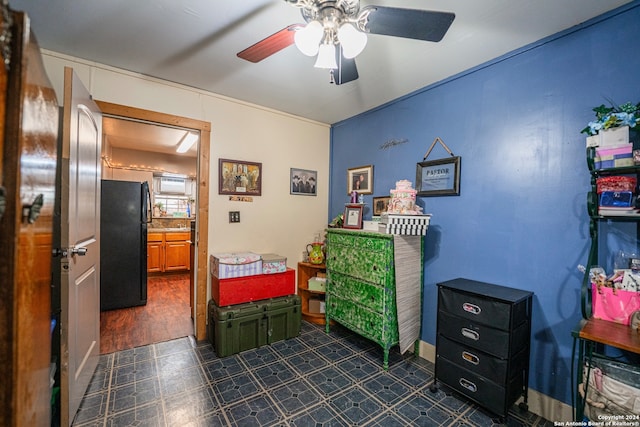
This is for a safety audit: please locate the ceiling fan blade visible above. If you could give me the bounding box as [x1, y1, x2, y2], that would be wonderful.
[361, 6, 455, 42]
[333, 46, 358, 85]
[237, 24, 303, 63]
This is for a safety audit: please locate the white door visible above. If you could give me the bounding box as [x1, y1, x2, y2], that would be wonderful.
[59, 67, 102, 426]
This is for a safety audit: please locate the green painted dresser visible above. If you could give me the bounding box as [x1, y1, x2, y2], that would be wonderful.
[325, 228, 400, 369]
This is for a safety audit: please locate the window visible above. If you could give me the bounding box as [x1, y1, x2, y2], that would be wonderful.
[153, 195, 191, 217]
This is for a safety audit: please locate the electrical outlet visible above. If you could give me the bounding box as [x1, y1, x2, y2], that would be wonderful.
[229, 211, 240, 223]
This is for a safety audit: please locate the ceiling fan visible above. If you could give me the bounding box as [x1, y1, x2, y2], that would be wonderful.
[237, 0, 455, 84]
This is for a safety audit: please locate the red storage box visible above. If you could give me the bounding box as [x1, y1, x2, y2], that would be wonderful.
[211, 268, 295, 306]
[596, 176, 636, 194]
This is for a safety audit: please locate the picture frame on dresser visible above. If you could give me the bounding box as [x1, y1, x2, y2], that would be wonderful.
[219, 158, 262, 196]
[347, 165, 373, 195]
[416, 156, 461, 196]
[372, 196, 391, 216]
[343, 204, 363, 229]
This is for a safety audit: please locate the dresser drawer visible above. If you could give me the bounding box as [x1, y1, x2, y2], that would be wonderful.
[436, 357, 523, 417]
[438, 310, 528, 359]
[437, 335, 528, 383]
[437, 335, 509, 381]
[326, 294, 389, 342]
[438, 281, 530, 330]
[325, 231, 392, 252]
[326, 245, 391, 286]
[328, 271, 385, 313]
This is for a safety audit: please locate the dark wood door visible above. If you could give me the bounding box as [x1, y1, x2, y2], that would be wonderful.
[0, 9, 59, 427]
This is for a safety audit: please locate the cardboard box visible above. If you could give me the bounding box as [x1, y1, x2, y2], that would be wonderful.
[308, 298, 325, 314]
[210, 252, 262, 279]
[211, 268, 295, 306]
[260, 253, 287, 274]
[308, 276, 326, 292]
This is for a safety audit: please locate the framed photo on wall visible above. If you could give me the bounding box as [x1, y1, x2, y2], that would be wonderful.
[347, 165, 373, 195]
[343, 204, 364, 229]
[219, 158, 262, 196]
[416, 156, 461, 196]
[290, 168, 317, 196]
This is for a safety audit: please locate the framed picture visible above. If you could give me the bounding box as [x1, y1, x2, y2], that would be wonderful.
[290, 168, 317, 196]
[219, 158, 262, 196]
[416, 156, 461, 196]
[347, 165, 373, 195]
[343, 204, 364, 229]
[372, 196, 391, 216]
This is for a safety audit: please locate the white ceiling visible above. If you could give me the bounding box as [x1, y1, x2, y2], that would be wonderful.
[102, 116, 199, 157]
[10, 0, 632, 127]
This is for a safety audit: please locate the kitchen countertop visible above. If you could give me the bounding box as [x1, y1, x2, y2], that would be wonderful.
[148, 228, 190, 233]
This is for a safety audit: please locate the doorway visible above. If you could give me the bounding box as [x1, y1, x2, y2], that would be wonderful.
[96, 100, 211, 343]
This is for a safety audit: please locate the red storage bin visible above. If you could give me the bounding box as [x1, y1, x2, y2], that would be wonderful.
[210, 268, 295, 306]
[596, 176, 636, 194]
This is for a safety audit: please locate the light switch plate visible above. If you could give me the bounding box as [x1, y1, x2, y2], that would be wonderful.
[229, 211, 240, 223]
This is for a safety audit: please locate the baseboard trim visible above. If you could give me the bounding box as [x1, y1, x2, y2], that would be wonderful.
[416, 340, 572, 422]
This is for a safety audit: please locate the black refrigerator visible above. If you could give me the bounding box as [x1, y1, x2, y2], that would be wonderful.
[100, 179, 151, 311]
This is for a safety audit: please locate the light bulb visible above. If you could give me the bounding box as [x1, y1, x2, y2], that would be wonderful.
[314, 43, 338, 69]
[294, 21, 323, 56]
[337, 23, 367, 59]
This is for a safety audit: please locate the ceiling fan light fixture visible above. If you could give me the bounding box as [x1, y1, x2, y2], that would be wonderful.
[337, 23, 367, 59]
[314, 43, 338, 69]
[294, 20, 323, 56]
[176, 131, 198, 153]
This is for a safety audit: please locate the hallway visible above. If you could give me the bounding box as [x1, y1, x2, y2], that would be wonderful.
[100, 273, 193, 354]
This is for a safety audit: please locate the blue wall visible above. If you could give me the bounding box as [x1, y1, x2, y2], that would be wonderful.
[328, 2, 640, 405]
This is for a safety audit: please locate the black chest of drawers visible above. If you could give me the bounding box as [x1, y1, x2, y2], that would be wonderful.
[431, 278, 533, 419]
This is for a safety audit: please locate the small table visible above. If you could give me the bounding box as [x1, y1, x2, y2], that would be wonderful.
[572, 318, 640, 420]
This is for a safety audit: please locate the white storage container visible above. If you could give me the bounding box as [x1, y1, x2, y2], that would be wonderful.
[210, 253, 262, 279]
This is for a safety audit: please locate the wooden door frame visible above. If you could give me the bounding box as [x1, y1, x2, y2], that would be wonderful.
[95, 101, 210, 340]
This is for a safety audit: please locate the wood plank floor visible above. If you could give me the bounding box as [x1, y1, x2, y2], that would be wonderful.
[99, 273, 193, 354]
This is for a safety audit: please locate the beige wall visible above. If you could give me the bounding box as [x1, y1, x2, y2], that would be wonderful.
[41, 50, 331, 286]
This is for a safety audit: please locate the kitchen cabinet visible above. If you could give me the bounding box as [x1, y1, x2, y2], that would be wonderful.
[147, 231, 190, 273]
[147, 233, 164, 273]
[165, 232, 190, 271]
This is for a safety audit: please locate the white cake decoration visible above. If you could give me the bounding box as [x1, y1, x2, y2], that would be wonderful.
[388, 180, 423, 215]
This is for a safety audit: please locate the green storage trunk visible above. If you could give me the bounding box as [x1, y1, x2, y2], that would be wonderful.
[207, 295, 301, 357]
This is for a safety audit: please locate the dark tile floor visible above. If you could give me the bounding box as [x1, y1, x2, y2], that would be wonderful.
[72, 321, 553, 426]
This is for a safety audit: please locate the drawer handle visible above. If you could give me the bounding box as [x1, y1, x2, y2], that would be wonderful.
[461, 328, 479, 341]
[461, 351, 479, 365]
[462, 302, 481, 315]
[459, 378, 477, 393]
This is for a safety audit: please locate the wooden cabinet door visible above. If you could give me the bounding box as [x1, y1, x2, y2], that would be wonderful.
[165, 241, 190, 271]
[147, 241, 164, 272]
